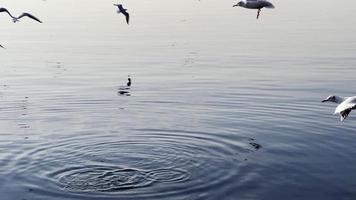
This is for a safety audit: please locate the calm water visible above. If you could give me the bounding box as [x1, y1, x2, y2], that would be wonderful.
[1, 0, 356, 199]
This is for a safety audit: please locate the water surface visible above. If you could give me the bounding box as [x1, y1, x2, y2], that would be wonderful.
[1, 0, 356, 199]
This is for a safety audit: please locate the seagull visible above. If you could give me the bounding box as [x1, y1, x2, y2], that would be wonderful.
[0, 7, 42, 23]
[322, 95, 356, 121]
[233, 0, 275, 19]
[0, 44, 4, 49]
[113, 4, 129, 24]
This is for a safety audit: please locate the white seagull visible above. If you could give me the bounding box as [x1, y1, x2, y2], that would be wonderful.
[0, 7, 42, 23]
[233, 0, 275, 19]
[113, 4, 129, 24]
[322, 95, 356, 121]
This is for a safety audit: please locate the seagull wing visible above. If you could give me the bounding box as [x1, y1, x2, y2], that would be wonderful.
[0, 44, 4, 49]
[334, 101, 356, 121]
[122, 11, 129, 24]
[0, 7, 15, 18]
[264, 2, 275, 8]
[17, 13, 42, 23]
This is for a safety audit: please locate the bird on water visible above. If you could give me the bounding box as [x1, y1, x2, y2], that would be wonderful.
[322, 95, 356, 121]
[118, 76, 132, 95]
[127, 77, 131, 87]
[233, 0, 274, 19]
[0, 7, 42, 23]
[113, 4, 129, 24]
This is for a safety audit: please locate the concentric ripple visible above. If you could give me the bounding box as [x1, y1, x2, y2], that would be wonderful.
[147, 168, 190, 183]
[50, 166, 154, 192]
[5, 129, 260, 199]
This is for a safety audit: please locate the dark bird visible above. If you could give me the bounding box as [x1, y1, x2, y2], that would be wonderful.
[233, 0, 274, 19]
[0, 7, 42, 23]
[127, 77, 131, 87]
[113, 4, 129, 24]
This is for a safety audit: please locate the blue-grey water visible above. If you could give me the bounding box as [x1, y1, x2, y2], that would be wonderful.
[1, 0, 356, 199]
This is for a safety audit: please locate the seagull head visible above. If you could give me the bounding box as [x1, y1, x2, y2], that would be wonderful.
[322, 95, 337, 103]
[233, 1, 245, 7]
[12, 17, 19, 23]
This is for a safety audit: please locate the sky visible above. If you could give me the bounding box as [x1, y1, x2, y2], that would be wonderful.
[1, 0, 356, 60]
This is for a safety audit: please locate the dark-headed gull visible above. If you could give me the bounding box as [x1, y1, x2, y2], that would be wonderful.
[233, 0, 275, 19]
[0, 7, 42, 23]
[113, 4, 129, 24]
[322, 95, 356, 121]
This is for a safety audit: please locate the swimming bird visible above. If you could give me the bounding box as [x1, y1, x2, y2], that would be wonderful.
[322, 95, 356, 121]
[113, 4, 129, 24]
[233, 0, 275, 19]
[0, 7, 42, 23]
[127, 77, 131, 87]
[118, 76, 132, 96]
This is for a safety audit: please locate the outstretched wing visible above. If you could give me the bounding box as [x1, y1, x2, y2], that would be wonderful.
[17, 13, 42, 23]
[261, 1, 275, 8]
[335, 102, 356, 121]
[121, 11, 130, 24]
[339, 109, 351, 122]
[122, 11, 129, 24]
[0, 7, 15, 18]
[0, 44, 5, 49]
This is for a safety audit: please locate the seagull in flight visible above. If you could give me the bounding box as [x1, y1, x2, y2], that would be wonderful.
[113, 4, 129, 24]
[322, 95, 356, 121]
[0, 7, 42, 23]
[233, 0, 274, 19]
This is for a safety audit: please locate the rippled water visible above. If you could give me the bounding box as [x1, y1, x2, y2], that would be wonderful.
[1, 0, 356, 199]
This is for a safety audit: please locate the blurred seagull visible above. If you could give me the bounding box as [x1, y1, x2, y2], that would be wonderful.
[14, 13, 42, 23]
[0, 7, 42, 23]
[113, 4, 129, 24]
[233, 0, 274, 19]
[322, 95, 356, 121]
[0, 44, 4, 49]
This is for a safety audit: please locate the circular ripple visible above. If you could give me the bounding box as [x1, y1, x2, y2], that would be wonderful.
[147, 168, 190, 183]
[8, 129, 260, 198]
[50, 166, 153, 192]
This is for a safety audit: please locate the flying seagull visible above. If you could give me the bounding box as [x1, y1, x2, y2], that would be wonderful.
[233, 0, 274, 19]
[0, 7, 42, 23]
[113, 4, 129, 24]
[322, 95, 356, 121]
